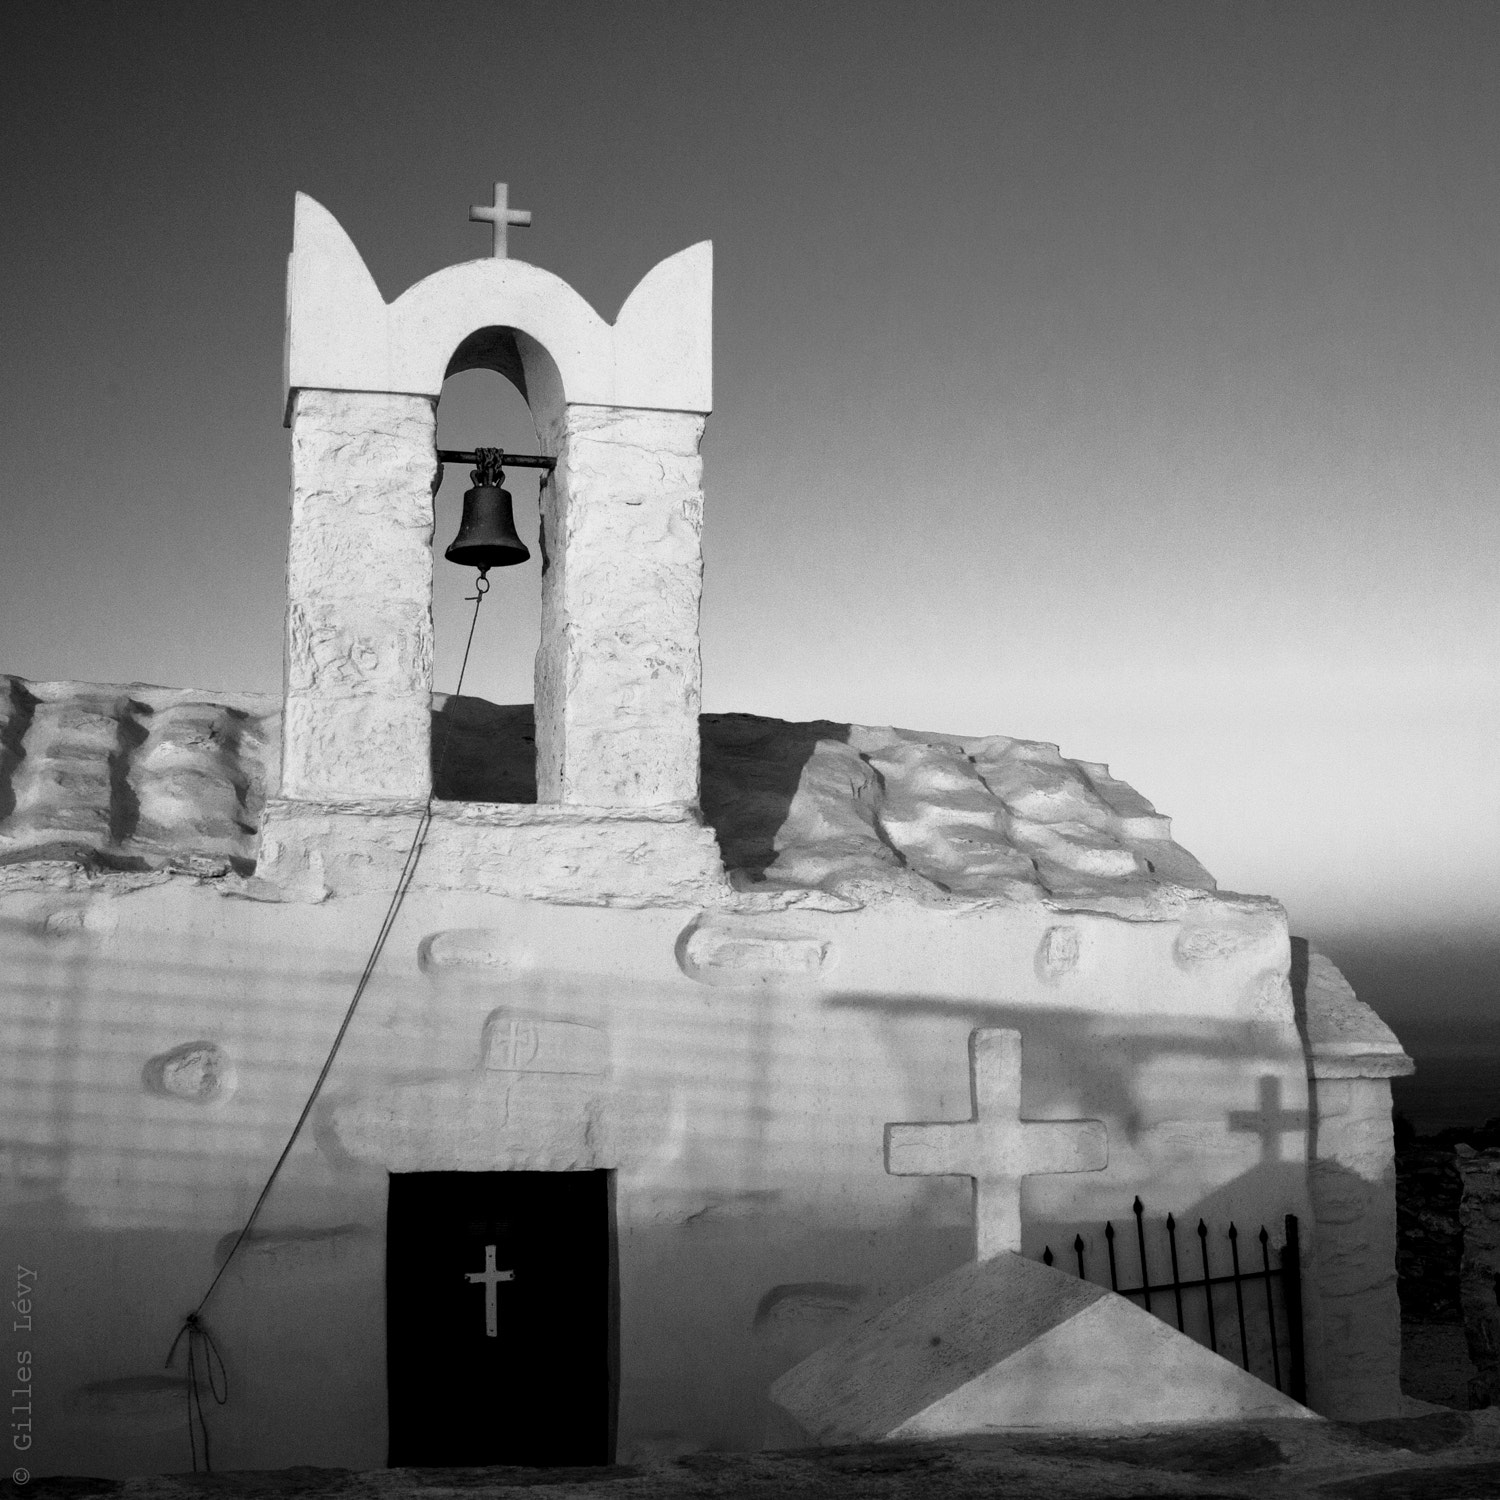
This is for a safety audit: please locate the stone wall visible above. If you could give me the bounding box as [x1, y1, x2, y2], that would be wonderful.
[1457, 1145, 1500, 1407]
[281, 390, 436, 802]
[535, 404, 707, 808]
[1298, 944, 1414, 1419]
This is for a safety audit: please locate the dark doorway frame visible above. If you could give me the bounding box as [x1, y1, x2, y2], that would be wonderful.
[385, 1167, 619, 1468]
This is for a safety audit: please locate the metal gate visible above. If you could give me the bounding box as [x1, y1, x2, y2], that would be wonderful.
[1040, 1196, 1305, 1403]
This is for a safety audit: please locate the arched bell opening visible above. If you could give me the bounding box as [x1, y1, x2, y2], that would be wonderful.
[429, 351, 547, 804]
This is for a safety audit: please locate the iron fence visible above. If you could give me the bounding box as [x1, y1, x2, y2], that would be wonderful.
[1041, 1197, 1305, 1403]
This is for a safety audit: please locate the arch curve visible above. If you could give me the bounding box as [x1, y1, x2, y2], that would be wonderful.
[443, 326, 565, 435]
[284, 194, 711, 420]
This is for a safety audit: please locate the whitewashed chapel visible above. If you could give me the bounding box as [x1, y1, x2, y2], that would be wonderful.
[0, 189, 1416, 1476]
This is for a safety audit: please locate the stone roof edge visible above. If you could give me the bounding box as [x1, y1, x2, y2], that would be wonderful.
[1300, 946, 1414, 1079]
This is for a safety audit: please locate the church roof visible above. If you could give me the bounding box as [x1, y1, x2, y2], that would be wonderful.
[0, 676, 1215, 904]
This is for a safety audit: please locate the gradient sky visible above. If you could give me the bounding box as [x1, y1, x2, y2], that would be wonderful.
[2, 1, 1496, 1119]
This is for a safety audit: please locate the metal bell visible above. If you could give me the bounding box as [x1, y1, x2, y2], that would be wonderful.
[444, 479, 530, 572]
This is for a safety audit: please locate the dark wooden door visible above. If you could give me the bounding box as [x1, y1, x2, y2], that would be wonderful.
[386, 1170, 614, 1467]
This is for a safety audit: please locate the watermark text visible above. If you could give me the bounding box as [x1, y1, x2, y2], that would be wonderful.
[12, 1263, 35, 1463]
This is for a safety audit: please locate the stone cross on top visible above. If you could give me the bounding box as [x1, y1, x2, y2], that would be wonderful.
[885, 1028, 1108, 1259]
[469, 181, 532, 259]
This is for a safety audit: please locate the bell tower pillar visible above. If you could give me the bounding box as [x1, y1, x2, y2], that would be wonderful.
[536, 404, 705, 807]
[281, 389, 437, 803]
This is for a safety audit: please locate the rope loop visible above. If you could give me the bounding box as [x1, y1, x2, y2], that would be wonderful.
[167, 1311, 228, 1471]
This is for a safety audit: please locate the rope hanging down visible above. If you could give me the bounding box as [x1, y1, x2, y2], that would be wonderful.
[166, 579, 493, 1470]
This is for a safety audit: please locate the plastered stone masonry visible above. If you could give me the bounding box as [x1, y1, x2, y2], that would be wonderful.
[535, 404, 707, 807]
[282, 389, 437, 802]
[1300, 946, 1415, 1420]
[283, 193, 712, 416]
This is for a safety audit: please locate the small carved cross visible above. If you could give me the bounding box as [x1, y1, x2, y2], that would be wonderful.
[469, 182, 532, 259]
[1228, 1075, 1309, 1163]
[885, 1028, 1107, 1259]
[464, 1243, 515, 1338]
[493, 1018, 538, 1072]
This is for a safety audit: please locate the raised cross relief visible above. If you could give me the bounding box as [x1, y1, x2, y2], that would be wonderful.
[464, 1243, 515, 1338]
[885, 1028, 1107, 1259]
[469, 181, 532, 259]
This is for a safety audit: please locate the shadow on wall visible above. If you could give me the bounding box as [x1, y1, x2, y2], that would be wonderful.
[821, 991, 1303, 1157]
[699, 713, 849, 879]
[429, 702, 844, 884]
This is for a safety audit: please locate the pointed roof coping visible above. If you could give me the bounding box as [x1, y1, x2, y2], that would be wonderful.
[283, 193, 711, 423]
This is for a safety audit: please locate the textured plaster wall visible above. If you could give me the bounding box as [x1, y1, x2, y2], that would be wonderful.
[281, 390, 437, 802]
[535, 405, 707, 807]
[0, 877, 1325, 1475]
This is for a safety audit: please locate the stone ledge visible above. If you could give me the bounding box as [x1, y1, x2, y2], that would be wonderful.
[256, 795, 731, 906]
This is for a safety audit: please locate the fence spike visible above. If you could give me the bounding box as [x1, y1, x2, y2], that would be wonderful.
[1259, 1223, 1283, 1392]
[1283, 1215, 1306, 1404]
[1074, 1232, 1086, 1279]
[1134, 1198, 1152, 1312]
[1166, 1211, 1186, 1331]
[1105, 1220, 1119, 1291]
[1197, 1219, 1217, 1353]
[1043, 1246, 1054, 1266]
[1228, 1221, 1251, 1371]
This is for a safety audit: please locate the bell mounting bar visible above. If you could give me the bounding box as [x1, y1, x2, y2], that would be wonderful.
[437, 449, 556, 470]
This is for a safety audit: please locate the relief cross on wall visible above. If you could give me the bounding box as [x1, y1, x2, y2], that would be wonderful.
[885, 1027, 1108, 1259]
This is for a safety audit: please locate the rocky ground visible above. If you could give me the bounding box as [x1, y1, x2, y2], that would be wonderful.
[14, 1415, 1500, 1500]
[1394, 1115, 1500, 1414]
[13, 1125, 1496, 1500]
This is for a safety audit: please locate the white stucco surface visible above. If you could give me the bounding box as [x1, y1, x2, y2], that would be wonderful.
[1300, 945, 1414, 1420]
[534, 406, 707, 807]
[283, 195, 711, 416]
[282, 390, 437, 802]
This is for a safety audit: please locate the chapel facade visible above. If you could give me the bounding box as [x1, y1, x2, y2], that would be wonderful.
[0, 192, 1414, 1476]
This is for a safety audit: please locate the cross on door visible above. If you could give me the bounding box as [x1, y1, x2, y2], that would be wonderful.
[1228, 1075, 1309, 1163]
[885, 1028, 1107, 1259]
[464, 1243, 515, 1337]
[469, 182, 532, 259]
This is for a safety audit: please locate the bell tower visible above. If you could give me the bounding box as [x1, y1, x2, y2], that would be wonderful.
[259, 189, 726, 903]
